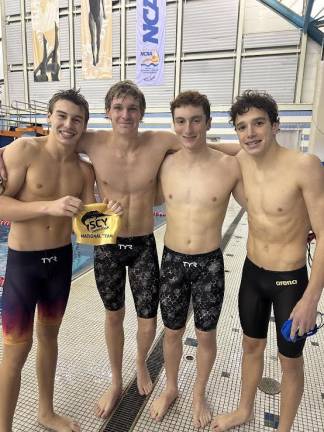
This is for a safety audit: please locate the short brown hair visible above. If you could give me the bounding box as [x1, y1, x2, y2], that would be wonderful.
[48, 89, 89, 124]
[104, 80, 146, 119]
[170, 91, 211, 122]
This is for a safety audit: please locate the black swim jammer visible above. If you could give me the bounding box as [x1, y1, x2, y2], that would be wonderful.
[159, 246, 225, 332]
[94, 234, 159, 318]
[239, 257, 308, 358]
[2, 244, 72, 345]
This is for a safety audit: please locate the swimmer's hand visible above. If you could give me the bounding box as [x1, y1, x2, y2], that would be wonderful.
[46, 196, 82, 218]
[103, 198, 123, 216]
[289, 295, 318, 340]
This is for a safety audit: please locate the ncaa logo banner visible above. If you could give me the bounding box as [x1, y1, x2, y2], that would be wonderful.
[136, 0, 166, 86]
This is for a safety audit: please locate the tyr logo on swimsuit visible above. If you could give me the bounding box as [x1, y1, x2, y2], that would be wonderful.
[118, 244, 133, 250]
[183, 261, 198, 269]
[41, 256, 58, 264]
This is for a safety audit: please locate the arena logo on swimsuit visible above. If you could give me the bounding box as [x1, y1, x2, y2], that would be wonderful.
[276, 280, 297, 286]
[143, 0, 159, 44]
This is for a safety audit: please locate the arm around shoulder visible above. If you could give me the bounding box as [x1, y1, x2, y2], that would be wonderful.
[76, 129, 107, 154]
[208, 142, 241, 156]
[154, 130, 181, 154]
[230, 156, 246, 209]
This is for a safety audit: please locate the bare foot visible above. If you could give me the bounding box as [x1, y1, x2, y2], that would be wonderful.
[95, 385, 122, 419]
[211, 409, 253, 432]
[150, 389, 178, 421]
[192, 393, 212, 429]
[137, 361, 153, 395]
[38, 413, 80, 432]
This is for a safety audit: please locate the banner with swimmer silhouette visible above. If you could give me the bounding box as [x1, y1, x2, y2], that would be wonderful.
[136, 0, 166, 86]
[81, 0, 112, 80]
[31, 0, 60, 82]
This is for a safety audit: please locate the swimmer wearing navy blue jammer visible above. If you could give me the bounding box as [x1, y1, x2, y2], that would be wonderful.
[0, 89, 122, 432]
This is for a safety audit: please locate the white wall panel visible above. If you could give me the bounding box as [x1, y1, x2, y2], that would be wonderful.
[0, 41, 3, 80]
[4, 0, 21, 16]
[25, 0, 31, 13]
[8, 71, 25, 102]
[74, 14, 82, 61]
[126, 62, 175, 107]
[76, 65, 121, 109]
[26, 20, 33, 65]
[183, 0, 239, 53]
[111, 8, 121, 59]
[58, 15, 70, 62]
[6, 22, 23, 65]
[302, 39, 321, 103]
[181, 58, 235, 105]
[244, 0, 297, 34]
[240, 55, 298, 103]
[59, 0, 68, 8]
[243, 30, 301, 49]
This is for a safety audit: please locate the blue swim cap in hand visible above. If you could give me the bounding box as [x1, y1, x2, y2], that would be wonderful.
[281, 313, 323, 343]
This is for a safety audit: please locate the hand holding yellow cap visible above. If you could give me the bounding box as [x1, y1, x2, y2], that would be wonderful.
[73, 203, 121, 245]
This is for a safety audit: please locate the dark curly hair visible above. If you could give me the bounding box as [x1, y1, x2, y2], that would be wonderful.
[230, 90, 279, 126]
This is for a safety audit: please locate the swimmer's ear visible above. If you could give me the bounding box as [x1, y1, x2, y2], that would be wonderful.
[272, 121, 280, 135]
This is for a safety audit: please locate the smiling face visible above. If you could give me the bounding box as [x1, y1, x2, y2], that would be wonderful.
[173, 105, 211, 150]
[48, 99, 86, 146]
[107, 95, 142, 135]
[234, 107, 279, 156]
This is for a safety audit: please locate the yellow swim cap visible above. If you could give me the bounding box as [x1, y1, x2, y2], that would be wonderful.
[73, 203, 121, 245]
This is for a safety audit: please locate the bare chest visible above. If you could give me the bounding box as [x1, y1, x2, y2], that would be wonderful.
[91, 146, 162, 194]
[244, 173, 302, 216]
[23, 161, 83, 199]
[163, 167, 232, 208]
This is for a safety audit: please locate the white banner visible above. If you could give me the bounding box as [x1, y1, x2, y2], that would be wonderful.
[81, 0, 112, 80]
[31, 0, 60, 82]
[136, 0, 166, 86]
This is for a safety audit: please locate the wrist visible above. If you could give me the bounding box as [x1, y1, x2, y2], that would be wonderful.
[39, 201, 50, 216]
[302, 289, 321, 305]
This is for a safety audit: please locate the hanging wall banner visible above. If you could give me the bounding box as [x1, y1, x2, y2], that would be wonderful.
[136, 0, 166, 86]
[31, 0, 60, 82]
[81, 0, 112, 80]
